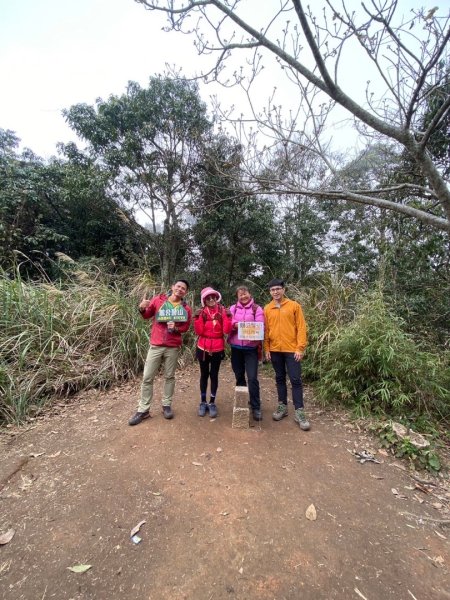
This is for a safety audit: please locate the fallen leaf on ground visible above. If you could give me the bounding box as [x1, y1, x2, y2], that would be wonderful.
[306, 504, 317, 521]
[192, 462, 203, 466]
[48, 451, 61, 458]
[130, 520, 146, 537]
[0, 529, 15, 545]
[20, 475, 34, 490]
[67, 564, 92, 573]
[152, 492, 161, 496]
[432, 555, 445, 566]
[378, 449, 389, 456]
[0, 559, 12, 575]
[391, 488, 407, 499]
[216, 447, 222, 452]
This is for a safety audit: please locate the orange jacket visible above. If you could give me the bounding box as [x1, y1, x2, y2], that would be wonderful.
[263, 297, 307, 354]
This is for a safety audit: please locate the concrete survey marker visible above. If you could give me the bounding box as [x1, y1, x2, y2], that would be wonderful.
[232, 386, 250, 429]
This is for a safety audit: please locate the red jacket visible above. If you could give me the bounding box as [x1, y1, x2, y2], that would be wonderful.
[194, 305, 232, 353]
[140, 294, 192, 348]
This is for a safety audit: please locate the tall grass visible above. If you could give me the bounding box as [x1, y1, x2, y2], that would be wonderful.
[0, 267, 150, 423]
[294, 273, 361, 382]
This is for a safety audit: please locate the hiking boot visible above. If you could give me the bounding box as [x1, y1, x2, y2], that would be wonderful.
[198, 402, 208, 417]
[294, 408, 310, 431]
[252, 408, 262, 421]
[208, 403, 218, 418]
[128, 410, 150, 426]
[272, 403, 288, 421]
[163, 405, 174, 420]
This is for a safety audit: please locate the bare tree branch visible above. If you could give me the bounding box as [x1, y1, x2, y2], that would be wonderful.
[135, 0, 450, 231]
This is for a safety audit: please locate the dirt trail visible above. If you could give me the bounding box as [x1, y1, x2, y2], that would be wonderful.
[1, 363, 449, 600]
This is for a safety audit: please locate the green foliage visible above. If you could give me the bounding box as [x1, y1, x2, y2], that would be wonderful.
[51, 144, 148, 269]
[328, 142, 450, 342]
[0, 130, 67, 273]
[420, 63, 450, 178]
[0, 265, 150, 424]
[0, 130, 146, 275]
[278, 199, 329, 283]
[190, 134, 282, 300]
[297, 273, 360, 382]
[376, 422, 442, 473]
[314, 288, 449, 420]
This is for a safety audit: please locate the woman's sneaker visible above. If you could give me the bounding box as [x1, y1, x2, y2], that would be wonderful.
[198, 402, 208, 417]
[272, 403, 288, 421]
[252, 408, 262, 421]
[208, 403, 218, 418]
[294, 408, 310, 431]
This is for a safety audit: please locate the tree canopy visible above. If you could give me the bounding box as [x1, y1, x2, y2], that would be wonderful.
[64, 76, 213, 284]
[0, 129, 145, 275]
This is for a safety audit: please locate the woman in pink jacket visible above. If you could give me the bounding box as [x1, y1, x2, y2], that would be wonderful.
[228, 286, 265, 421]
[194, 287, 232, 418]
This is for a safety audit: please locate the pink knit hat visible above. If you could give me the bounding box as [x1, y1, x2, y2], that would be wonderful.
[200, 286, 222, 307]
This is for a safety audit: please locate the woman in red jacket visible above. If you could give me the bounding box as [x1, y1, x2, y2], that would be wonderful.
[194, 286, 232, 418]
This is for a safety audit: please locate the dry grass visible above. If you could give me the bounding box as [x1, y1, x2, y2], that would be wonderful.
[0, 267, 150, 423]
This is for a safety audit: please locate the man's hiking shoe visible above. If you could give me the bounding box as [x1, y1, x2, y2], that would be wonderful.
[252, 408, 262, 422]
[198, 402, 208, 417]
[272, 403, 288, 421]
[163, 406, 174, 419]
[128, 410, 150, 426]
[294, 408, 310, 431]
[208, 403, 218, 418]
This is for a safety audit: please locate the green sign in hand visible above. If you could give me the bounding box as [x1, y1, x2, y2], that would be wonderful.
[156, 301, 189, 322]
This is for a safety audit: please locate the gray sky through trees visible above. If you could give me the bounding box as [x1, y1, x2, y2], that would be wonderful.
[1, 0, 430, 158]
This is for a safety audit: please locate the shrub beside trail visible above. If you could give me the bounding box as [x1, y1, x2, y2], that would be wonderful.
[311, 288, 449, 422]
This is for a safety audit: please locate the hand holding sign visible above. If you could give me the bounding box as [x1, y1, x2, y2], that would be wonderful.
[238, 322, 264, 340]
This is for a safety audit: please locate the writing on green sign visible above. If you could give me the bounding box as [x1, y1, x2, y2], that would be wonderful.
[156, 301, 188, 322]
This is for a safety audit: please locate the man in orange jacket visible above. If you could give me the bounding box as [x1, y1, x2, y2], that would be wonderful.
[264, 278, 310, 431]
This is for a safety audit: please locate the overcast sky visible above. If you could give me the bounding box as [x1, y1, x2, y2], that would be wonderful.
[1, 0, 442, 159]
[0, 0, 198, 157]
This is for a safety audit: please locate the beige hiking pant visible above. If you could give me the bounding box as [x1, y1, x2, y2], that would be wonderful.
[138, 345, 180, 412]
